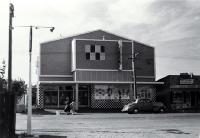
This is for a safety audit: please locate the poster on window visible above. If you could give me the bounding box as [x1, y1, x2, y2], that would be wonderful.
[94, 85, 130, 100]
[137, 86, 155, 100]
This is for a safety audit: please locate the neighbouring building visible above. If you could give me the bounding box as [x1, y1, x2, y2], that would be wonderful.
[157, 73, 200, 111]
[37, 30, 163, 110]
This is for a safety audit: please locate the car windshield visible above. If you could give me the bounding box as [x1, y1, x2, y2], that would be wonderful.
[130, 99, 139, 104]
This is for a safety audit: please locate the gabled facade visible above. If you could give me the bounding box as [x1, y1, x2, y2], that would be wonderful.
[37, 30, 163, 110]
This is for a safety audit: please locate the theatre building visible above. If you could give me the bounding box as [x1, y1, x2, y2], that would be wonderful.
[37, 30, 162, 110]
[157, 73, 200, 111]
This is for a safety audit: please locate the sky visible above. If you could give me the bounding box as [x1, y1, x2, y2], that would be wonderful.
[0, 0, 200, 84]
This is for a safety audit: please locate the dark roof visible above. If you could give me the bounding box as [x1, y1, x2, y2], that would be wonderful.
[41, 29, 154, 48]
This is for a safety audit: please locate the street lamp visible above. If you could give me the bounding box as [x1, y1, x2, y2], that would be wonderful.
[29, 26, 54, 135]
[15, 25, 55, 136]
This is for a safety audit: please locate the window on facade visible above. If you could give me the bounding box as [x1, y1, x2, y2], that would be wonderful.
[91, 45, 95, 52]
[86, 53, 90, 60]
[44, 91, 58, 106]
[85, 45, 105, 60]
[96, 53, 100, 60]
[101, 46, 105, 52]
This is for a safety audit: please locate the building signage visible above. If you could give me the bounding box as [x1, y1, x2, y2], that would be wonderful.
[180, 79, 194, 85]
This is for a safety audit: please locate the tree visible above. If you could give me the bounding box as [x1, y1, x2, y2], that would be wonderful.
[0, 60, 6, 91]
[12, 79, 27, 98]
[1, 60, 27, 97]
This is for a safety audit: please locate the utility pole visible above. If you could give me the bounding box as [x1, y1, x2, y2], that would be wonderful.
[14, 25, 54, 135]
[129, 41, 139, 100]
[8, 3, 14, 92]
[27, 26, 33, 135]
[8, 3, 16, 137]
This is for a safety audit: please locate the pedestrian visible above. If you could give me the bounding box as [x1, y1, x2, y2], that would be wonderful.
[70, 100, 76, 115]
[64, 97, 70, 115]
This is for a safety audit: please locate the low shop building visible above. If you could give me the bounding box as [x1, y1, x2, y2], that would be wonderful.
[37, 30, 163, 110]
[157, 73, 200, 111]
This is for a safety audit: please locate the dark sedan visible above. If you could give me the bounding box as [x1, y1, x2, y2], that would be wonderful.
[122, 99, 166, 114]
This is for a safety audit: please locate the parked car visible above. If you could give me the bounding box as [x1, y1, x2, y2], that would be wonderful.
[122, 99, 166, 114]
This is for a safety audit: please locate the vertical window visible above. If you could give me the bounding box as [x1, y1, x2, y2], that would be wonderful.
[86, 53, 90, 60]
[101, 46, 105, 52]
[90, 53, 95, 60]
[100, 53, 105, 60]
[91, 45, 95, 52]
[96, 53, 100, 60]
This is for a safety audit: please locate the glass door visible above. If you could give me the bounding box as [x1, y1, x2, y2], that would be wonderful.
[59, 86, 73, 108]
[44, 90, 58, 108]
[79, 85, 90, 107]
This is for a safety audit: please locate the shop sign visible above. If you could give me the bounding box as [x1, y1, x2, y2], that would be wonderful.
[180, 79, 194, 85]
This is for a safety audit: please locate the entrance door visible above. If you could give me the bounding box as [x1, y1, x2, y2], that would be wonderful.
[79, 85, 90, 107]
[59, 86, 74, 108]
[197, 92, 200, 108]
[191, 91, 196, 107]
[59, 90, 73, 108]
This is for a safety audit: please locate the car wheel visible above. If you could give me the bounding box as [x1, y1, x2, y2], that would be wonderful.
[159, 108, 165, 113]
[133, 108, 139, 113]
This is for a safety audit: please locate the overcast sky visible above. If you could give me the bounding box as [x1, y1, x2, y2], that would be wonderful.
[0, 0, 200, 84]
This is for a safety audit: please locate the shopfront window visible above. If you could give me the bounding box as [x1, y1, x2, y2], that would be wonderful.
[137, 86, 155, 100]
[44, 91, 58, 106]
[172, 91, 184, 104]
[59, 86, 73, 107]
[44, 85, 74, 108]
[59, 90, 73, 106]
[79, 85, 89, 107]
[94, 85, 129, 100]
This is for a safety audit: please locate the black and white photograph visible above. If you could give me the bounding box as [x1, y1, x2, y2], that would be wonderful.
[0, 0, 200, 138]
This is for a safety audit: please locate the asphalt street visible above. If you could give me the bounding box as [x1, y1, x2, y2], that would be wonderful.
[16, 111, 200, 138]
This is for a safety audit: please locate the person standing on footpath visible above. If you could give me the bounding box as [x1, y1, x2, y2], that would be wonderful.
[70, 100, 76, 115]
[64, 97, 70, 115]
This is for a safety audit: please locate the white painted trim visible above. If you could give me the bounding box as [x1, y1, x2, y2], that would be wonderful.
[74, 71, 77, 82]
[137, 76, 155, 78]
[39, 46, 42, 77]
[39, 81, 164, 85]
[39, 75, 73, 78]
[118, 40, 123, 70]
[71, 39, 76, 71]
[122, 70, 133, 72]
[154, 48, 156, 80]
[76, 68, 136, 72]
[76, 69, 119, 71]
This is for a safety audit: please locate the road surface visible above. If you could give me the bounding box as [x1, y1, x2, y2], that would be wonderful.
[16, 112, 200, 138]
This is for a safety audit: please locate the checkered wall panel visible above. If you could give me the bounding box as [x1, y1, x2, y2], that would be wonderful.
[152, 87, 156, 102]
[85, 45, 105, 60]
[91, 85, 131, 109]
[37, 85, 44, 109]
